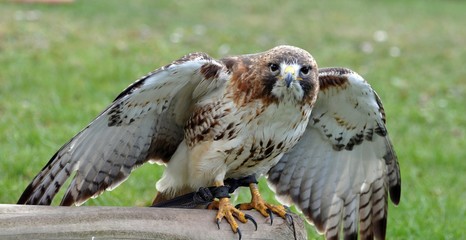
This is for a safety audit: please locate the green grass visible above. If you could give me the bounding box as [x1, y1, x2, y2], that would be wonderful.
[1, 0, 465, 239]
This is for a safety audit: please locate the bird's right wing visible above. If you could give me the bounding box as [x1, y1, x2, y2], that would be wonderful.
[18, 52, 230, 206]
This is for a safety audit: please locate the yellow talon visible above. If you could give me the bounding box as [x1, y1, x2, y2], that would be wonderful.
[236, 183, 288, 220]
[207, 180, 257, 237]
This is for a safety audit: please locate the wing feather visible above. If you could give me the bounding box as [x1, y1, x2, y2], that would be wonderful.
[268, 67, 401, 239]
[18, 52, 230, 205]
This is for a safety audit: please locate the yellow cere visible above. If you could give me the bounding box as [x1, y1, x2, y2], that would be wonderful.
[284, 65, 295, 75]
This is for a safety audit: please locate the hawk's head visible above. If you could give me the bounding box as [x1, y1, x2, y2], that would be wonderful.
[262, 45, 318, 104]
[224, 45, 319, 106]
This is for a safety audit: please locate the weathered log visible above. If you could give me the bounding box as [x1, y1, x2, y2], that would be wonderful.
[0, 204, 307, 240]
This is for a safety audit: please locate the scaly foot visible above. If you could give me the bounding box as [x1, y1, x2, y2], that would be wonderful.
[208, 197, 257, 239]
[207, 180, 257, 240]
[236, 183, 289, 224]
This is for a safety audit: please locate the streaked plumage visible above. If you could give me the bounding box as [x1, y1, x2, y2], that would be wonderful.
[18, 46, 400, 240]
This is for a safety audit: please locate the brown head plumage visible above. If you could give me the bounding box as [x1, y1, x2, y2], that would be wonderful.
[222, 45, 319, 106]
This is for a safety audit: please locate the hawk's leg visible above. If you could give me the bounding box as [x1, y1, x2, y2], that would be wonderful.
[236, 182, 289, 224]
[207, 181, 256, 239]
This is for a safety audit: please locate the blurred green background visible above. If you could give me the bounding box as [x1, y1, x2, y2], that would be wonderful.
[1, 0, 465, 239]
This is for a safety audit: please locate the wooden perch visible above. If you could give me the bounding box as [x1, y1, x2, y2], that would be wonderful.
[0, 204, 307, 240]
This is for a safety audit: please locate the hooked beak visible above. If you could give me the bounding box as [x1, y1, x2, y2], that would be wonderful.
[283, 65, 296, 88]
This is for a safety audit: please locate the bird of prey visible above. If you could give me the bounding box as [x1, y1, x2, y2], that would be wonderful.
[18, 45, 401, 240]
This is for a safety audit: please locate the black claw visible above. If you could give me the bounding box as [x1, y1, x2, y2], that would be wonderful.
[235, 203, 241, 209]
[237, 228, 242, 240]
[245, 214, 258, 231]
[286, 213, 298, 240]
[285, 213, 294, 226]
[216, 219, 221, 230]
[266, 208, 274, 225]
[284, 213, 297, 240]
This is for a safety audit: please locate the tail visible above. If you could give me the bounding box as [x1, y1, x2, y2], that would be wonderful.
[151, 186, 194, 206]
[152, 192, 170, 205]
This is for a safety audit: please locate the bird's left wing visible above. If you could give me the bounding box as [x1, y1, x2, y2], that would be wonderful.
[267, 67, 401, 240]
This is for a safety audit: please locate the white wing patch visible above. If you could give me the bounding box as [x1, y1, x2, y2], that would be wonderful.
[312, 70, 387, 151]
[107, 59, 221, 127]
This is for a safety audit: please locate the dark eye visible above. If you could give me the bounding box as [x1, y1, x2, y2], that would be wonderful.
[300, 66, 311, 76]
[269, 63, 280, 75]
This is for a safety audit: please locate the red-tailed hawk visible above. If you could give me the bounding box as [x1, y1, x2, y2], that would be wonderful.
[18, 45, 401, 240]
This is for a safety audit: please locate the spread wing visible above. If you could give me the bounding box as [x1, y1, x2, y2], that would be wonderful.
[267, 67, 401, 240]
[18, 52, 230, 206]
